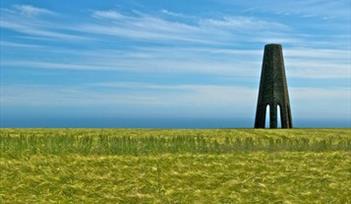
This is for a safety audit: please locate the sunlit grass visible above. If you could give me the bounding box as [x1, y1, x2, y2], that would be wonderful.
[1, 129, 350, 156]
[0, 128, 350, 203]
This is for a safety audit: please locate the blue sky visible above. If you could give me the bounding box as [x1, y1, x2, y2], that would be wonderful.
[0, 0, 350, 127]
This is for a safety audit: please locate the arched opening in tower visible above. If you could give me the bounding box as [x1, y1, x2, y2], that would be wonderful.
[277, 104, 282, 128]
[265, 104, 270, 128]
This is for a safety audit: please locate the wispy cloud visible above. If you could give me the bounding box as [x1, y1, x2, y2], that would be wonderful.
[1, 61, 109, 71]
[199, 16, 290, 31]
[221, 0, 351, 20]
[75, 9, 295, 45]
[0, 40, 44, 48]
[0, 20, 87, 40]
[13, 4, 56, 17]
[2, 83, 350, 118]
[0, 83, 257, 116]
[0, 5, 88, 41]
[160, 9, 188, 18]
[284, 48, 351, 60]
[0, 58, 259, 78]
[2, 45, 350, 79]
[92, 10, 124, 20]
[80, 11, 208, 44]
[3, 5, 344, 47]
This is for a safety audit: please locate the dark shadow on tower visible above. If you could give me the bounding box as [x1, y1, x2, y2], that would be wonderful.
[254, 44, 293, 128]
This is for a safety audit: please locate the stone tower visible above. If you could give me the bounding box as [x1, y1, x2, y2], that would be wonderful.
[254, 44, 293, 128]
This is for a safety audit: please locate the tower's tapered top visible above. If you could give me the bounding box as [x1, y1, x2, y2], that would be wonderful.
[265, 43, 282, 48]
[263, 44, 283, 58]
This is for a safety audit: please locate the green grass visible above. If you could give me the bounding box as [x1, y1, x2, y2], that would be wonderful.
[1, 128, 351, 203]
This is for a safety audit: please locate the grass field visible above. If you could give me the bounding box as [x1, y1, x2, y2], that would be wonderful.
[1, 128, 350, 203]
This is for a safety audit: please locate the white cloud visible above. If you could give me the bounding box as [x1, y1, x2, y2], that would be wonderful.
[285, 48, 351, 60]
[1, 83, 350, 118]
[0, 6, 88, 41]
[1, 6, 350, 81]
[0, 20, 86, 40]
[14, 4, 55, 16]
[160, 9, 189, 18]
[79, 12, 210, 44]
[199, 16, 290, 31]
[1, 61, 117, 71]
[0, 83, 256, 118]
[286, 60, 351, 78]
[78, 9, 293, 45]
[0, 40, 44, 48]
[2, 5, 344, 48]
[92, 10, 124, 20]
[2, 45, 349, 79]
[220, 0, 351, 20]
[0, 58, 259, 78]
